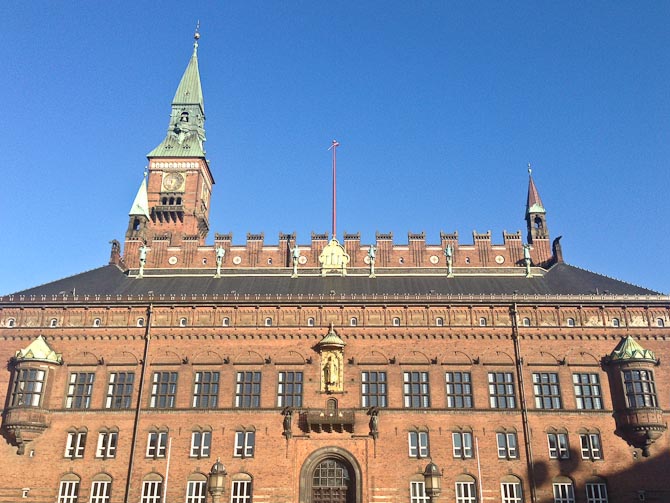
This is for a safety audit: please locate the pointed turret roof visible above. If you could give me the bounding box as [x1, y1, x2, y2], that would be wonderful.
[172, 41, 204, 111]
[608, 336, 657, 363]
[15, 335, 63, 364]
[129, 175, 150, 219]
[526, 169, 546, 215]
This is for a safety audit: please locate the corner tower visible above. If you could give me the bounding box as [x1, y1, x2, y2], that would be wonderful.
[130, 29, 214, 248]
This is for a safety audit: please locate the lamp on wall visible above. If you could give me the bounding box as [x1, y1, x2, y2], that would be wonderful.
[208, 458, 227, 503]
[423, 462, 442, 498]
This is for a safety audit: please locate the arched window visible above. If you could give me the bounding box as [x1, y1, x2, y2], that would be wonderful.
[611, 318, 620, 327]
[264, 317, 272, 327]
[500, 475, 522, 503]
[140, 473, 163, 503]
[57, 473, 81, 503]
[307, 317, 315, 327]
[479, 317, 487, 327]
[50, 318, 58, 328]
[169, 197, 175, 205]
[6, 318, 16, 328]
[566, 317, 575, 327]
[657, 318, 665, 327]
[551, 476, 575, 503]
[162, 197, 168, 205]
[137, 317, 145, 327]
[180, 111, 189, 122]
[435, 317, 444, 327]
[326, 398, 338, 414]
[585, 477, 608, 503]
[132, 218, 140, 231]
[93, 318, 101, 328]
[185, 473, 208, 503]
[176, 197, 182, 205]
[455, 474, 477, 503]
[90, 473, 112, 503]
[230, 473, 253, 503]
[522, 317, 531, 327]
[350, 317, 358, 327]
[392, 317, 401, 327]
[222, 317, 230, 327]
[179, 317, 188, 327]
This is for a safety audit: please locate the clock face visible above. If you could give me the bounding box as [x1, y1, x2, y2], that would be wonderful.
[162, 172, 185, 192]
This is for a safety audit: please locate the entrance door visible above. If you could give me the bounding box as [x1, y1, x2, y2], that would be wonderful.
[312, 459, 350, 503]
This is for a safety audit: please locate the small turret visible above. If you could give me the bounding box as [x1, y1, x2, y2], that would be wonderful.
[525, 166, 548, 243]
[126, 174, 150, 241]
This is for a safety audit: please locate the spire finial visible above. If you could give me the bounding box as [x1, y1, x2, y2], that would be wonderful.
[527, 162, 532, 176]
[193, 21, 201, 54]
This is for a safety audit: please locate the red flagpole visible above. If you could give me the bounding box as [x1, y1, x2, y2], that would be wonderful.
[329, 139, 340, 239]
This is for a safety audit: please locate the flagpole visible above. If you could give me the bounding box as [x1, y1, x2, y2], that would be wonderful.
[329, 139, 339, 240]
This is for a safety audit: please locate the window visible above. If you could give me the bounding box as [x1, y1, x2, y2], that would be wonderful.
[65, 430, 87, 458]
[501, 477, 523, 503]
[552, 480, 575, 503]
[150, 372, 178, 408]
[403, 371, 430, 408]
[234, 430, 255, 458]
[277, 371, 303, 407]
[137, 317, 145, 327]
[496, 432, 518, 459]
[190, 430, 211, 458]
[435, 317, 444, 327]
[50, 318, 58, 327]
[657, 318, 665, 327]
[222, 317, 230, 327]
[580, 433, 602, 460]
[488, 372, 516, 409]
[264, 317, 272, 327]
[392, 317, 401, 326]
[566, 317, 575, 327]
[141, 479, 163, 503]
[522, 317, 531, 326]
[10, 368, 46, 407]
[623, 369, 658, 408]
[307, 317, 315, 327]
[179, 317, 187, 327]
[585, 482, 608, 503]
[361, 371, 387, 407]
[58, 478, 80, 503]
[89, 475, 112, 503]
[446, 372, 473, 408]
[533, 373, 562, 409]
[185, 479, 207, 503]
[452, 431, 473, 459]
[408, 431, 429, 458]
[96, 431, 117, 459]
[66, 372, 95, 409]
[230, 480, 252, 503]
[611, 318, 620, 327]
[106, 372, 135, 409]
[93, 318, 101, 328]
[479, 317, 487, 326]
[193, 371, 219, 408]
[455, 476, 477, 503]
[547, 432, 569, 459]
[410, 481, 429, 503]
[146, 431, 168, 458]
[235, 372, 261, 408]
[7, 317, 16, 327]
[350, 317, 358, 326]
[573, 373, 603, 410]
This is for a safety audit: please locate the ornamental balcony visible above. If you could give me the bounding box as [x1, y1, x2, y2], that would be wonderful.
[304, 409, 355, 433]
[3, 407, 50, 455]
[613, 407, 667, 456]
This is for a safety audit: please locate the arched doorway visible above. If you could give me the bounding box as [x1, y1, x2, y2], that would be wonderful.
[300, 447, 361, 503]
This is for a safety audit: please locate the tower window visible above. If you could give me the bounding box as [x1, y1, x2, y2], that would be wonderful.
[180, 112, 189, 122]
[162, 197, 168, 205]
[132, 218, 140, 231]
[611, 318, 620, 327]
[176, 197, 182, 205]
[169, 197, 175, 205]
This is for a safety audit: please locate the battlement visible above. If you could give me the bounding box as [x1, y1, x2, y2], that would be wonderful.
[121, 230, 553, 272]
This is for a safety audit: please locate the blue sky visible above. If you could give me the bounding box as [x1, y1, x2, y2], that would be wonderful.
[1, 2, 668, 294]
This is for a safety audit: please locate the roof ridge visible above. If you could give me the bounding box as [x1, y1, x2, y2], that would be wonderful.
[558, 262, 663, 295]
[6, 264, 114, 296]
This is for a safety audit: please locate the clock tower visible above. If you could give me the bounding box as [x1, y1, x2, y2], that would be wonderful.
[126, 29, 214, 249]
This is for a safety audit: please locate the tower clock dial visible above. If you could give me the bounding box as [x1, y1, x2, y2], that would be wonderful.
[162, 172, 185, 192]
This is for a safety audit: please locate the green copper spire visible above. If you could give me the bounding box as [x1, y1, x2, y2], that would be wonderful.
[148, 28, 206, 158]
[608, 336, 657, 363]
[128, 174, 150, 219]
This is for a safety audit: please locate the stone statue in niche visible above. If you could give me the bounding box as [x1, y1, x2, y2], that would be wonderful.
[321, 350, 344, 393]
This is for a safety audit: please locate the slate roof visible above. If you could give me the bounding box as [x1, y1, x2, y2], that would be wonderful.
[5, 263, 660, 299]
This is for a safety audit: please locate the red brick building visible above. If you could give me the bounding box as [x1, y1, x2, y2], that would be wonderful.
[1, 33, 668, 503]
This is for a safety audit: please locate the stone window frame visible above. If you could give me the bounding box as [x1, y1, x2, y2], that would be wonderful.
[57, 473, 81, 503]
[185, 474, 208, 503]
[578, 429, 603, 461]
[455, 474, 477, 503]
[230, 474, 253, 503]
[552, 476, 575, 503]
[585, 477, 608, 503]
[140, 473, 163, 503]
[89, 473, 112, 503]
[6, 317, 16, 328]
[500, 475, 523, 503]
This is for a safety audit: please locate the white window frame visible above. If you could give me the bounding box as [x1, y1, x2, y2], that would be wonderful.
[230, 480, 252, 503]
[190, 430, 211, 458]
[95, 431, 117, 459]
[222, 317, 230, 327]
[580, 433, 602, 460]
[234, 431, 255, 458]
[307, 317, 315, 327]
[452, 432, 473, 459]
[264, 317, 272, 327]
[57, 480, 79, 503]
[585, 482, 608, 503]
[392, 317, 401, 326]
[566, 317, 575, 327]
[552, 482, 575, 503]
[89, 480, 111, 503]
[455, 481, 477, 503]
[548, 433, 569, 459]
[65, 431, 86, 459]
[185, 480, 207, 503]
[410, 481, 430, 503]
[141, 480, 163, 503]
[146, 431, 168, 458]
[93, 318, 101, 328]
[497, 432, 518, 459]
[435, 317, 444, 327]
[408, 431, 429, 459]
[350, 317, 358, 326]
[501, 481, 522, 503]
